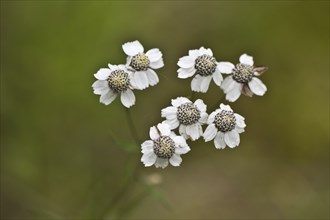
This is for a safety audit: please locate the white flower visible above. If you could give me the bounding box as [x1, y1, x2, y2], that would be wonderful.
[161, 97, 208, 141]
[177, 47, 224, 93]
[122, 40, 164, 90]
[203, 104, 246, 149]
[141, 122, 191, 168]
[219, 53, 268, 102]
[92, 64, 136, 108]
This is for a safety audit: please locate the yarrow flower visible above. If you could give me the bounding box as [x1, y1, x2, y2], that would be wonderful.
[122, 40, 164, 90]
[141, 122, 191, 168]
[161, 97, 208, 141]
[220, 53, 268, 102]
[203, 104, 246, 149]
[92, 64, 136, 108]
[177, 47, 225, 93]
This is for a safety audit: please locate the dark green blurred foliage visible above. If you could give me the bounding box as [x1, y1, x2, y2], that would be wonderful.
[1, 1, 329, 219]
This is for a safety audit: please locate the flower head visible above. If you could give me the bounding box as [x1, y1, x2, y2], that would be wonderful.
[219, 53, 268, 102]
[161, 97, 208, 141]
[92, 64, 136, 108]
[141, 122, 191, 168]
[122, 40, 164, 90]
[177, 47, 224, 93]
[203, 104, 246, 149]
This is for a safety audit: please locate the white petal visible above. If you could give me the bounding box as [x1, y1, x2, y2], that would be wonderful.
[108, 64, 118, 71]
[218, 62, 235, 74]
[175, 146, 190, 155]
[203, 124, 218, 142]
[149, 126, 160, 140]
[165, 118, 180, 129]
[224, 130, 240, 148]
[194, 99, 207, 112]
[212, 69, 223, 86]
[117, 65, 127, 71]
[198, 47, 213, 56]
[100, 90, 117, 105]
[169, 132, 177, 139]
[234, 113, 246, 128]
[131, 71, 149, 90]
[220, 104, 233, 112]
[177, 56, 195, 68]
[122, 40, 144, 56]
[171, 97, 191, 107]
[179, 124, 189, 139]
[120, 89, 135, 108]
[154, 158, 169, 168]
[239, 53, 254, 66]
[146, 69, 159, 86]
[141, 140, 154, 149]
[146, 48, 162, 62]
[191, 75, 204, 92]
[225, 83, 242, 102]
[186, 124, 201, 141]
[161, 106, 177, 119]
[248, 77, 267, 96]
[200, 76, 212, 93]
[141, 140, 154, 154]
[157, 122, 171, 136]
[141, 152, 157, 167]
[188, 49, 201, 58]
[220, 76, 233, 92]
[235, 126, 245, 134]
[169, 154, 182, 166]
[214, 132, 226, 149]
[149, 59, 164, 69]
[125, 57, 132, 67]
[199, 112, 208, 124]
[178, 67, 196, 79]
[93, 87, 109, 95]
[221, 76, 236, 93]
[94, 68, 111, 80]
[92, 80, 109, 94]
[207, 111, 218, 124]
[173, 135, 189, 148]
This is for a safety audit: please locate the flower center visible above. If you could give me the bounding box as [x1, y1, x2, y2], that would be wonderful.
[214, 110, 236, 132]
[232, 63, 254, 83]
[195, 55, 217, 76]
[107, 70, 129, 93]
[153, 136, 175, 159]
[130, 53, 150, 71]
[177, 103, 201, 125]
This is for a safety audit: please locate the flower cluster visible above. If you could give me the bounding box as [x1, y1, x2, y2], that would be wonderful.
[92, 42, 268, 169]
[92, 40, 164, 107]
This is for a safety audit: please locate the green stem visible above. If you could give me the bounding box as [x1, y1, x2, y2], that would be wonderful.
[99, 108, 142, 219]
[125, 108, 141, 145]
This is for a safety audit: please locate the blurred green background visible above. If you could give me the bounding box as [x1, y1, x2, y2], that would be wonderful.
[1, 1, 329, 219]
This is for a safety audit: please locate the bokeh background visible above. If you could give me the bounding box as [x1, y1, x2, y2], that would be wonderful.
[1, 1, 329, 219]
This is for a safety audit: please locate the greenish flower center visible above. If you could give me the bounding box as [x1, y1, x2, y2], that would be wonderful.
[232, 63, 254, 83]
[214, 110, 236, 132]
[107, 70, 129, 93]
[130, 53, 150, 71]
[195, 55, 217, 76]
[177, 103, 201, 125]
[153, 136, 175, 159]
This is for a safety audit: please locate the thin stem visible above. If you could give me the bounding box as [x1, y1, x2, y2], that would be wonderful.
[125, 108, 141, 145]
[99, 107, 142, 219]
[116, 185, 150, 218]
